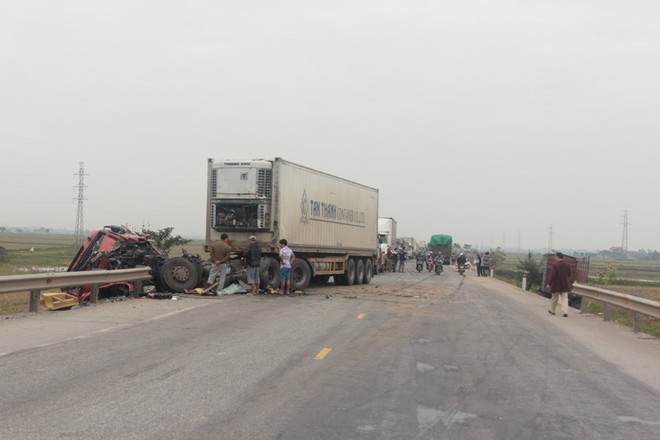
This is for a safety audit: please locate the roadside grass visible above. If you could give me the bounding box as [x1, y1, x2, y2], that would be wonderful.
[495, 252, 660, 338]
[1, 233, 79, 315]
[0, 292, 32, 315]
[583, 300, 660, 339]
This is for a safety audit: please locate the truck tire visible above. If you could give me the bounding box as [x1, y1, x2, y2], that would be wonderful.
[291, 259, 311, 291]
[355, 259, 365, 285]
[160, 257, 199, 292]
[363, 259, 373, 284]
[335, 258, 356, 286]
[260, 257, 280, 289]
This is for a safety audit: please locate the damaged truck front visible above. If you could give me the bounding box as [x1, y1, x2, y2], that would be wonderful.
[67, 225, 207, 301]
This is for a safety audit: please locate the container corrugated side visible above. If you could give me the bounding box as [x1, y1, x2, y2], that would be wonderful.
[275, 160, 378, 253]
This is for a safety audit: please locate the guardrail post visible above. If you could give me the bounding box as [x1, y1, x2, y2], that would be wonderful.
[603, 303, 612, 322]
[633, 313, 642, 334]
[29, 289, 41, 313]
[580, 297, 588, 314]
[90, 285, 99, 303]
[133, 281, 143, 298]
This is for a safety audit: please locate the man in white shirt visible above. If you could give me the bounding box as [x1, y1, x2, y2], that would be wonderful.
[278, 239, 296, 296]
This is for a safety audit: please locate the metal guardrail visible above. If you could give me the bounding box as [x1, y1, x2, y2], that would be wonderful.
[0, 267, 153, 313]
[573, 282, 660, 333]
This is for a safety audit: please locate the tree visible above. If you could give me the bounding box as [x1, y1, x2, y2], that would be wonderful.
[139, 227, 192, 256]
[516, 251, 542, 291]
[491, 246, 506, 270]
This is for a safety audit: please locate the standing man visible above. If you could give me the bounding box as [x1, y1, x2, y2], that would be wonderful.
[243, 235, 262, 295]
[546, 252, 573, 317]
[278, 238, 296, 296]
[391, 248, 399, 273]
[398, 247, 406, 272]
[208, 233, 231, 295]
[481, 251, 491, 277]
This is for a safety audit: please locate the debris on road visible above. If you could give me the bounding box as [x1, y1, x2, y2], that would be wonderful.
[42, 292, 78, 310]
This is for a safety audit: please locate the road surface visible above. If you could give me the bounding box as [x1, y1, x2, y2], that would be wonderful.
[1, 267, 658, 439]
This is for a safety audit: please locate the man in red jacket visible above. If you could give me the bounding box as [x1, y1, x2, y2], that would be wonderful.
[546, 252, 573, 317]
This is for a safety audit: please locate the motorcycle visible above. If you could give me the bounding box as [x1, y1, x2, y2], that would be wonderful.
[426, 257, 434, 272]
[416, 257, 424, 273]
[434, 259, 443, 275]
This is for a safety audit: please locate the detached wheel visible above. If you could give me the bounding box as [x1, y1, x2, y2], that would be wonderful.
[160, 257, 199, 292]
[291, 259, 312, 291]
[260, 257, 280, 289]
[355, 259, 365, 285]
[363, 259, 373, 284]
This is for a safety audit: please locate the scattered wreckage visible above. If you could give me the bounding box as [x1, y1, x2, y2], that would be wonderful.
[66, 225, 209, 301]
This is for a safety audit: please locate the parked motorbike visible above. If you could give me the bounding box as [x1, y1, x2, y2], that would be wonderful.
[416, 257, 424, 273]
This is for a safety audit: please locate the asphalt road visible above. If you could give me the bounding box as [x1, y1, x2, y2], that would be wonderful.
[1, 268, 658, 439]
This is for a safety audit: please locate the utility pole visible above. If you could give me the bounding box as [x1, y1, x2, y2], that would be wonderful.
[73, 162, 87, 246]
[621, 210, 630, 251]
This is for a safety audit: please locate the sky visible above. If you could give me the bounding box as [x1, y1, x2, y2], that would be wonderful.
[1, 0, 659, 252]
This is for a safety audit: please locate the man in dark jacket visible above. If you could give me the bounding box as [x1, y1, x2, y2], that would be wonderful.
[546, 252, 573, 317]
[243, 235, 262, 295]
[208, 233, 232, 295]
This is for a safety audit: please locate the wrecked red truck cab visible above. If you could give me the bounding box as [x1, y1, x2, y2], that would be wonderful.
[67, 225, 207, 301]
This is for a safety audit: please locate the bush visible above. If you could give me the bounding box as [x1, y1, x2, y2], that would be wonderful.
[517, 251, 542, 291]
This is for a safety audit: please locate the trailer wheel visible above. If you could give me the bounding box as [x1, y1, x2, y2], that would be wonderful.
[355, 259, 365, 285]
[260, 257, 280, 289]
[160, 257, 199, 292]
[363, 259, 373, 284]
[335, 258, 356, 286]
[291, 259, 311, 290]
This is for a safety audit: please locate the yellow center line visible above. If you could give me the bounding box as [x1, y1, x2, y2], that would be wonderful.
[357, 313, 365, 319]
[314, 348, 332, 360]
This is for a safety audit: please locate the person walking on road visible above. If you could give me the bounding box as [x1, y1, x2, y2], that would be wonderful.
[546, 252, 573, 317]
[391, 248, 399, 273]
[208, 233, 232, 295]
[278, 239, 296, 296]
[243, 235, 262, 295]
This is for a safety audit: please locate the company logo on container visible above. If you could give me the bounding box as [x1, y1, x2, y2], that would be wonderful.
[300, 190, 309, 224]
[300, 190, 366, 228]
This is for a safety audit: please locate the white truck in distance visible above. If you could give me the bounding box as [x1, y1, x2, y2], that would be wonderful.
[206, 158, 379, 291]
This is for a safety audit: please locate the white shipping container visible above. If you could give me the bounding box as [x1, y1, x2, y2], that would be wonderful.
[207, 158, 378, 255]
[378, 217, 397, 247]
[276, 160, 378, 253]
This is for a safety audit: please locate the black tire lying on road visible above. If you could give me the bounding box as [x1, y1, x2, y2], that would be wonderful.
[160, 257, 200, 292]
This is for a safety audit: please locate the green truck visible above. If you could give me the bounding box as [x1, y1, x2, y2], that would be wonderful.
[429, 234, 452, 265]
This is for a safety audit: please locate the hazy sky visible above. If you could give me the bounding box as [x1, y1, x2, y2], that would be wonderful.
[1, 0, 659, 251]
